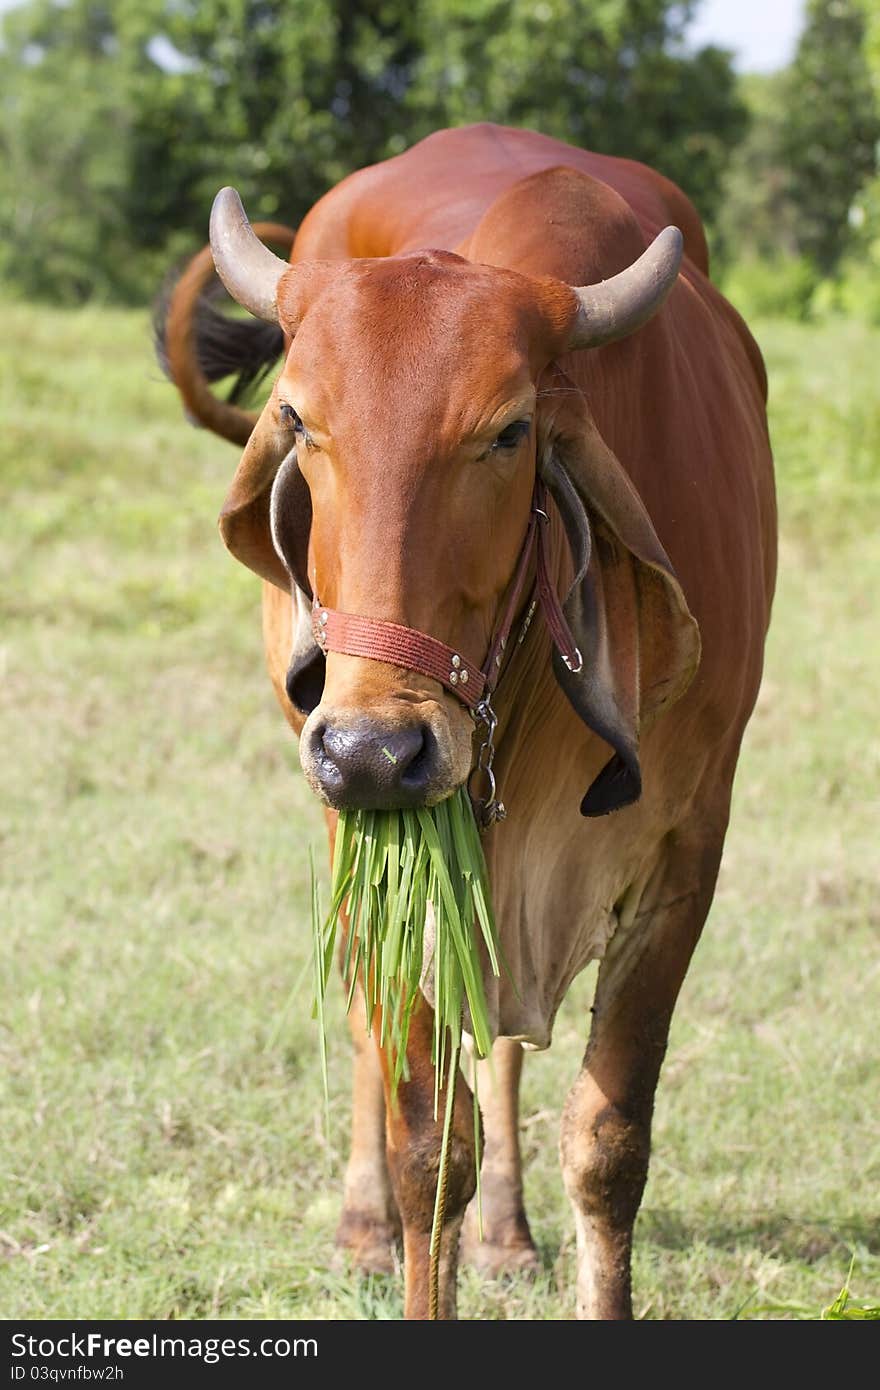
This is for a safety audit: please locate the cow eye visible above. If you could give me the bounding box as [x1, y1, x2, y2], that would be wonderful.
[280, 401, 317, 448]
[279, 402, 304, 432]
[492, 419, 530, 452]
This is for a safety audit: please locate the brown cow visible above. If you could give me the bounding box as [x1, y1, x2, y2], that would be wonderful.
[158, 123, 776, 1319]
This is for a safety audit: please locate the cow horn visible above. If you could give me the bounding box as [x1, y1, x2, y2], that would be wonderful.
[568, 225, 683, 349]
[210, 187, 290, 324]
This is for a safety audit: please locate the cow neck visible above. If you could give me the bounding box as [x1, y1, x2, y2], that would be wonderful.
[310, 477, 582, 826]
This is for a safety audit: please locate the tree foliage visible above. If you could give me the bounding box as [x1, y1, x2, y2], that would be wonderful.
[0, 4, 137, 300]
[716, 0, 880, 305]
[849, 0, 880, 276]
[713, 73, 798, 267]
[779, 0, 880, 275]
[405, 0, 745, 228]
[0, 0, 747, 303]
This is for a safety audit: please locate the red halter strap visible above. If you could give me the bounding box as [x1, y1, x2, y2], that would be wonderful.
[313, 606, 488, 709]
[310, 478, 582, 711]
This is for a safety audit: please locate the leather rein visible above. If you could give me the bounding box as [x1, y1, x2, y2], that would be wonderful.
[311, 477, 583, 828]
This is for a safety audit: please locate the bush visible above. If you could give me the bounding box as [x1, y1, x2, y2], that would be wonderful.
[721, 256, 819, 322]
[810, 263, 880, 326]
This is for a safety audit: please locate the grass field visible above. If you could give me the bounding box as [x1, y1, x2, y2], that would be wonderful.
[1, 303, 878, 1320]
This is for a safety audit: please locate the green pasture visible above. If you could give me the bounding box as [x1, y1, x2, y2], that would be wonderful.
[0, 303, 877, 1319]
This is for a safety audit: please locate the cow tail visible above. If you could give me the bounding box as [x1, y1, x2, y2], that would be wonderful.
[153, 223, 296, 447]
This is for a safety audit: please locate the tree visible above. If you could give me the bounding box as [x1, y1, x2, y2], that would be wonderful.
[0, 0, 425, 300]
[407, 0, 745, 227]
[713, 73, 800, 267]
[851, 0, 880, 258]
[780, 0, 880, 275]
[0, 3, 138, 301]
[0, 0, 748, 303]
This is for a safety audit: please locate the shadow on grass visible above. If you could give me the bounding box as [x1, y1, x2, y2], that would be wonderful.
[638, 1209, 880, 1262]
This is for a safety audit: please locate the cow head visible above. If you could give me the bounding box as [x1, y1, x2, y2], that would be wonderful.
[212, 189, 699, 815]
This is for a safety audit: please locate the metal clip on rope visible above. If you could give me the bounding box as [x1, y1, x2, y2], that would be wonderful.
[468, 698, 506, 829]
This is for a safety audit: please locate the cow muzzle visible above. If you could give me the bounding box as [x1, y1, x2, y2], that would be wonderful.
[300, 702, 471, 811]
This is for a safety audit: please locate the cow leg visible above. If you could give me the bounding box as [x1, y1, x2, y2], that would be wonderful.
[381, 1002, 477, 1319]
[560, 833, 723, 1319]
[335, 984, 400, 1273]
[461, 1037, 540, 1275]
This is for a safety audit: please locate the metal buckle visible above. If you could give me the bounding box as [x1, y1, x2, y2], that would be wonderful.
[467, 698, 507, 830]
[563, 646, 583, 674]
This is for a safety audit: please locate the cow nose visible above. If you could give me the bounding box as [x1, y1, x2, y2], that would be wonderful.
[306, 718, 436, 808]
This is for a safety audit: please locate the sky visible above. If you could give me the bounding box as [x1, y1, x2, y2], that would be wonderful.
[0, 0, 809, 75]
[688, 0, 807, 72]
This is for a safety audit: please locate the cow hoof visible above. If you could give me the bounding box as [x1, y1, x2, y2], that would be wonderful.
[335, 1211, 400, 1276]
[461, 1199, 541, 1278]
[461, 1231, 541, 1279]
[462, 1238, 541, 1278]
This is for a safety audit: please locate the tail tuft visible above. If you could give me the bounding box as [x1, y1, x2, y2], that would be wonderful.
[153, 272, 284, 407]
[153, 220, 297, 446]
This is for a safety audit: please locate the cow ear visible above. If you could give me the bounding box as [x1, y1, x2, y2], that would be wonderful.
[268, 448, 326, 714]
[219, 398, 322, 714]
[218, 391, 312, 594]
[537, 369, 700, 817]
